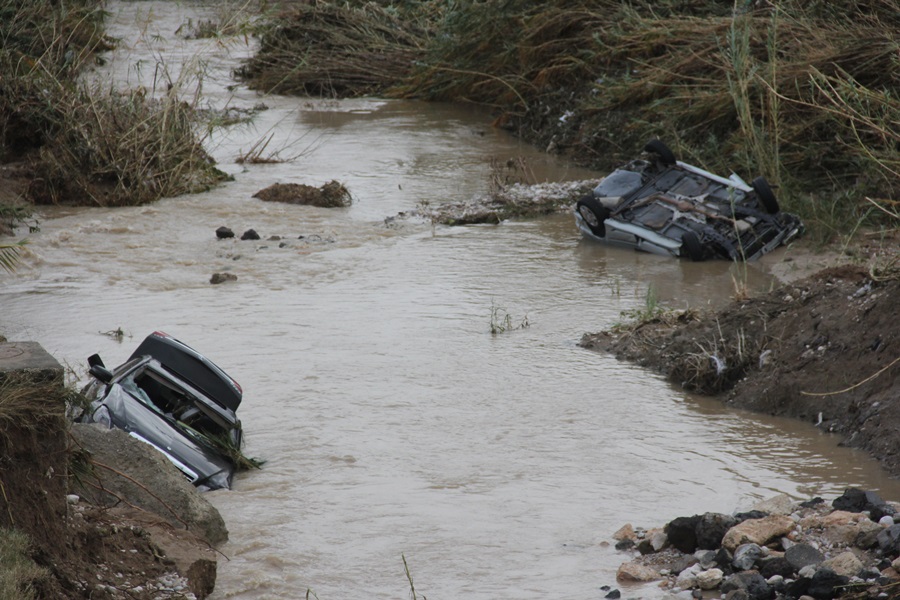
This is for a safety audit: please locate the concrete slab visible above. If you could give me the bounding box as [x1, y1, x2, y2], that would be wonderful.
[0, 341, 63, 383]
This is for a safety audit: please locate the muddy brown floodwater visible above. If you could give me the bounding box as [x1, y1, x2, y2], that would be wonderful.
[2, 2, 900, 599]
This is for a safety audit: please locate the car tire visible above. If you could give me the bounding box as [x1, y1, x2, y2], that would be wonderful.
[681, 231, 704, 261]
[576, 195, 610, 237]
[751, 176, 779, 214]
[643, 139, 677, 166]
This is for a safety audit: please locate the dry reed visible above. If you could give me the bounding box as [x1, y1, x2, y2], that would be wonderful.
[1, 0, 230, 209]
[236, 2, 429, 97]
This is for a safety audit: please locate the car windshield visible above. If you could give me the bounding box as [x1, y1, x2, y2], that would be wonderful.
[120, 366, 233, 441]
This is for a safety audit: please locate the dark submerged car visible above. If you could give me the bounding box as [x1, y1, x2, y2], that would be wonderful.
[574, 140, 803, 261]
[80, 332, 244, 490]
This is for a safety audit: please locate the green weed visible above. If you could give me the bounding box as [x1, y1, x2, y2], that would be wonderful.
[490, 300, 530, 334]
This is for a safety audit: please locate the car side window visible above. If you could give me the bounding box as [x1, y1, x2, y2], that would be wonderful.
[120, 374, 158, 413]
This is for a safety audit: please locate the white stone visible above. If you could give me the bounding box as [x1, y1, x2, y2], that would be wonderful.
[616, 561, 659, 582]
[650, 531, 668, 551]
[823, 551, 863, 577]
[675, 563, 701, 589]
[880, 516, 894, 527]
[696, 568, 724, 590]
[752, 493, 795, 516]
[675, 570, 697, 590]
[799, 565, 817, 578]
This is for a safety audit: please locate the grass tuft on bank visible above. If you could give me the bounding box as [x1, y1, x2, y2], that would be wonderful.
[0, 0, 229, 214]
[0, 375, 66, 432]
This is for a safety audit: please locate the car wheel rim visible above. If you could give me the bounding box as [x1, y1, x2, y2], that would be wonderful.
[579, 206, 599, 228]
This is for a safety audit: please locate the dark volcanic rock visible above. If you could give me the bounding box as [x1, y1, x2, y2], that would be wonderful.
[807, 567, 849, 600]
[210, 272, 238, 285]
[732, 543, 764, 571]
[785, 543, 825, 571]
[832, 488, 883, 512]
[666, 515, 701, 553]
[697, 512, 737, 550]
[215, 226, 234, 239]
[734, 510, 768, 522]
[720, 571, 772, 600]
[759, 556, 794, 579]
[871, 503, 897, 522]
[785, 576, 810, 598]
[876, 524, 900, 555]
[614, 538, 634, 551]
[241, 228, 260, 240]
[715, 547, 735, 574]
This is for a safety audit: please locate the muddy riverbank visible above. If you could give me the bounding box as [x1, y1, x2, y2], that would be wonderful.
[581, 251, 900, 479]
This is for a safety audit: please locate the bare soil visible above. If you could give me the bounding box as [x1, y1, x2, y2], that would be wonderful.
[45, 503, 216, 599]
[580, 247, 900, 477]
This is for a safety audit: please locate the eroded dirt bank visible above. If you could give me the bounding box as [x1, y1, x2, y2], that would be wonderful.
[580, 262, 900, 477]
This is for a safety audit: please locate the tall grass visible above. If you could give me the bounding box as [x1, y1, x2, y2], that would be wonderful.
[0, 375, 66, 433]
[0, 0, 229, 209]
[399, 0, 897, 236]
[236, 1, 429, 97]
[243, 0, 898, 240]
[0, 529, 47, 600]
[29, 82, 227, 206]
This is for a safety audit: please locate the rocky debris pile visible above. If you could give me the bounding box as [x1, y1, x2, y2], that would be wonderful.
[210, 227, 338, 284]
[412, 179, 597, 225]
[214, 226, 336, 248]
[614, 489, 900, 599]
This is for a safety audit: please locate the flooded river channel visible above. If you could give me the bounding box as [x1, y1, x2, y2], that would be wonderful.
[3, 2, 900, 599]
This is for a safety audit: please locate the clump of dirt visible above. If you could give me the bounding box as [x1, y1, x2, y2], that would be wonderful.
[252, 180, 352, 207]
[47, 502, 216, 600]
[580, 262, 900, 476]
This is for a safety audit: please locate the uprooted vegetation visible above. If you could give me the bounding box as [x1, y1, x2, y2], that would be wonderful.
[234, 1, 431, 97]
[0, 0, 228, 214]
[240, 0, 899, 239]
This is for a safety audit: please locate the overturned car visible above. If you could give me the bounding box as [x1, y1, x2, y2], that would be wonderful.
[575, 140, 803, 261]
[79, 331, 245, 490]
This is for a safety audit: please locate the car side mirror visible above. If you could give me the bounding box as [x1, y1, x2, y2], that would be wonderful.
[89, 363, 114, 384]
[88, 353, 105, 368]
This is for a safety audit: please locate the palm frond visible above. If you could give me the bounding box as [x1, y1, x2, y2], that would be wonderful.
[0, 240, 28, 274]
